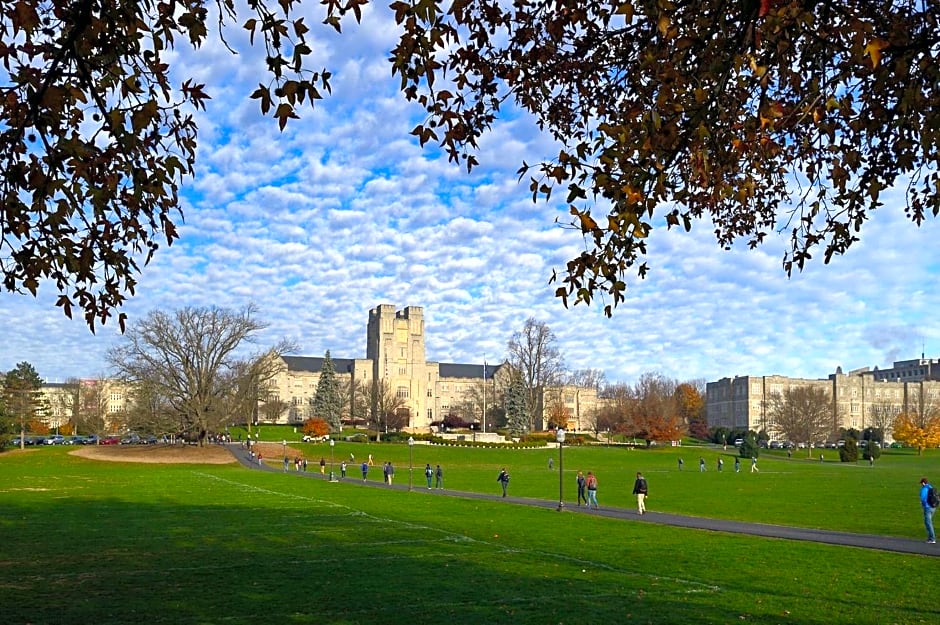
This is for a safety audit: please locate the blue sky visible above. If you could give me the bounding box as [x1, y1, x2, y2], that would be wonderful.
[2, 6, 938, 385]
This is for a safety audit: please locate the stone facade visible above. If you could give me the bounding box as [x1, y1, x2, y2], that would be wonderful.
[706, 358, 940, 440]
[263, 304, 601, 432]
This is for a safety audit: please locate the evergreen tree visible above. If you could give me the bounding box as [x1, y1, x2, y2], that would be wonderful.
[314, 351, 342, 433]
[3, 362, 45, 449]
[505, 376, 529, 438]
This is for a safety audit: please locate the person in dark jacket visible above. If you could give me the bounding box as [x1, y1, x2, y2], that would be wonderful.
[632, 472, 648, 515]
[497, 468, 510, 497]
[576, 471, 587, 506]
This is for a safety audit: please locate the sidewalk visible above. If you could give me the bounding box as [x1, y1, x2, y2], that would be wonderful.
[227, 444, 938, 557]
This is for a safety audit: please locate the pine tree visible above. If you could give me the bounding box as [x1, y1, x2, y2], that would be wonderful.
[505, 376, 529, 438]
[314, 351, 342, 433]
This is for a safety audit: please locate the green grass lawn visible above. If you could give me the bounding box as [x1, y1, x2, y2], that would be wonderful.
[1, 443, 939, 624]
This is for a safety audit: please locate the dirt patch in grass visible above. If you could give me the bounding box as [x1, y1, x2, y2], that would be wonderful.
[70, 444, 237, 465]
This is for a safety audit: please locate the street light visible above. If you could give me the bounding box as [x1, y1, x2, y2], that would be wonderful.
[556, 428, 565, 511]
[408, 436, 415, 491]
[329, 439, 337, 482]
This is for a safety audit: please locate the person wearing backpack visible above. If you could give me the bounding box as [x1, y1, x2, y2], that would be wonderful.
[632, 472, 648, 515]
[919, 477, 937, 544]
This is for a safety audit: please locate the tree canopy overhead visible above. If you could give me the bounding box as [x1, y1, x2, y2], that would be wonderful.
[2, 1, 937, 326]
[393, 0, 940, 314]
[0, 0, 330, 330]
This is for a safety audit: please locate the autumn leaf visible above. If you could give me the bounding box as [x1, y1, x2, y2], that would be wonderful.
[864, 38, 889, 68]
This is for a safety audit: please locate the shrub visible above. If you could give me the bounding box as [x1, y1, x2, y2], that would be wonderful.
[739, 434, 759, 458]
[839, 439, 859, 462]
[861, 440, 882, 462]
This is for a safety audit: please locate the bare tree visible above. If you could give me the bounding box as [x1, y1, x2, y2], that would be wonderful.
[767, 386, 832, 455]
[543, 387, 570, 430]
[593, 382, 633, 438]
[356, 378, 406, 441]
[867, 402, 899, 442]
[74, 379, 111, 437]
[107, 305, 294, 444]
[506, 318, 566, 431]
[123, 379, 179, 436]
[567, 368, 607, 391]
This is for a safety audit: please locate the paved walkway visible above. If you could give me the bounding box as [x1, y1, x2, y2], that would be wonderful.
[228, 444, 938, 557]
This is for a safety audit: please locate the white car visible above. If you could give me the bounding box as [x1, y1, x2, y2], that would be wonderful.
[45, 435, 66, 445]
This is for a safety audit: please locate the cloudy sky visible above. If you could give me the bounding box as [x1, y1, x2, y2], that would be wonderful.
[2, 6, 938, 386]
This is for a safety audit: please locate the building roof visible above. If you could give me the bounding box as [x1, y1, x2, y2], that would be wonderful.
[282, 356, 357, 373]
[437, 362, 499, 380]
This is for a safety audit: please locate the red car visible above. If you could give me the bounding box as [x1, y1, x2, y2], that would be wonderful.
[99, 436, 121, 445]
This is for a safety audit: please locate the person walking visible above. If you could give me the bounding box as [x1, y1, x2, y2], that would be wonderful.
[920, 477, 937, 544]
[734, 457, 740, 473]
[386, 462, 395, 485]
[435, 464, 444, 489]
[320, 457, 326, 474]
[497, 468, 510, 497]
[750, 456, 759, 473]
[425, 463, 433, 489]
[283, 456, 289, 472]
[632, 472, 648, 515]
[677, 458, 684, 471]
[585, 471, 599, 509]
[576, 471, 587, 506]
[361, 461, 369, 481]
[717, 457, 724, 472]
[548, 456, 554, 470]
[699, 457, 706, 472]
[340, 460, 347, 478]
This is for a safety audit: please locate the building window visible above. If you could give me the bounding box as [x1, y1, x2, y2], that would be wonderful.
[427, 409, 433, 420]
[397, 386, 409, 399]
[427, 389, 433, 397]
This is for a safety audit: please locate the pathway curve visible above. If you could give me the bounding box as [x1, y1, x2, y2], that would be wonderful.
[226, 444, 938, 557]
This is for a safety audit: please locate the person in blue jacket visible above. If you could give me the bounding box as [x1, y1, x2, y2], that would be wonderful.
[920, 477, 936, 544]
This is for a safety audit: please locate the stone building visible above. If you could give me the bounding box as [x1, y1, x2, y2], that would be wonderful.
[263, 304, 601, 432]
[706, 357, 940, 440]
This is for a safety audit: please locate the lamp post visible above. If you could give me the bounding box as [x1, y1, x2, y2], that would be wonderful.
[329, 439, 336, 482]
[408, 436, 415, 491]
[556, 428, 565, 511]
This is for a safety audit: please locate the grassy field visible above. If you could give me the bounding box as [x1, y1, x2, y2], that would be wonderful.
[1, 442, 939, 625]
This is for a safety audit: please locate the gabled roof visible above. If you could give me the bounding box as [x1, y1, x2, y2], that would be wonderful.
[437, 362, 500, 380]
[282, 356, 357, 373]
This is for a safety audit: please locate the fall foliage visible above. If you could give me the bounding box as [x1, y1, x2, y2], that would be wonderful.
[3, 2, 937, 325]
[892, 412, 940, 456]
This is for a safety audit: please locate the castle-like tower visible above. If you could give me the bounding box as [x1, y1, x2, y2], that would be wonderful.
[366, 305, 429, 425]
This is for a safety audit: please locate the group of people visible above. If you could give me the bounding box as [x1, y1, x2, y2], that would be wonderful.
[424, 463, 444, 489]
[689, 456, 755, 473]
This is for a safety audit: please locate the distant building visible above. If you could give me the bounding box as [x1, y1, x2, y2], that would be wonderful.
[263, 304, 601, 432]
[706, 358, 940, 441]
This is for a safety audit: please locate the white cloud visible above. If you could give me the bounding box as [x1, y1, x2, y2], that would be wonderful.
[4, 11, 940, 390]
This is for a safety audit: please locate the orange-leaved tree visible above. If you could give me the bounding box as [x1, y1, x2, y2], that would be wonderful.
[302, 419, 330, 438]
[892, 412, 940, 456]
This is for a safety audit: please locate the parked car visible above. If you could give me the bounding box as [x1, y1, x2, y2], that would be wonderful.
[85, 434, 100, 445]
[120, 434, 140, 445]
[142, 435, 158, 445]
[100, 436, 120, 445]
[67, 436, 87, 445]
